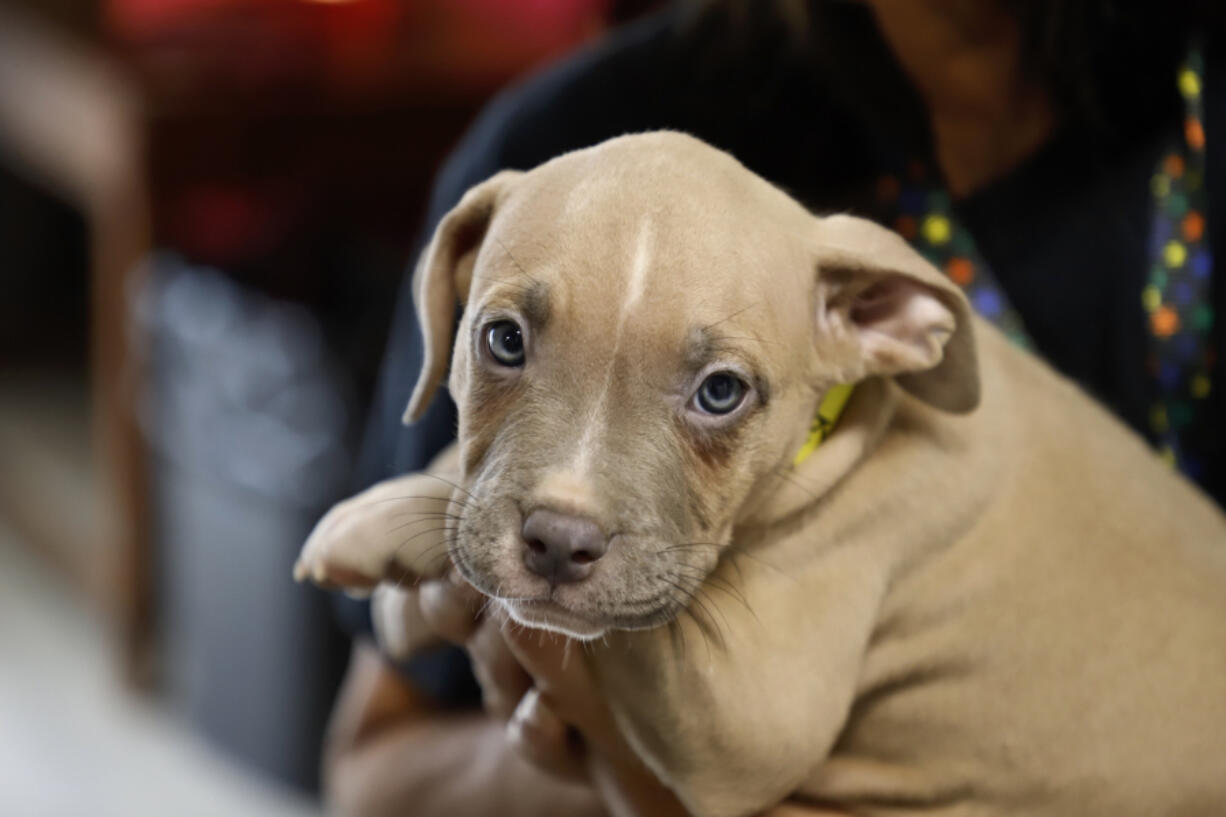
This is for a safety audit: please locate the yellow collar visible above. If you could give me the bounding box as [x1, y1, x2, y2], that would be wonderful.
[792, 384, 855, 466]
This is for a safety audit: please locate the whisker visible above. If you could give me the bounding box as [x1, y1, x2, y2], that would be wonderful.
[768, 467, 822, 502]
[417, 472, 483, 508]
[670, 564, 747, 618]
[392, 524, 457, 549]
[667, 616, 688, 661]
[708, 335, 788, 348]
[701, 302, 758, 331]
[718, 548, 750, 584]
[670, 565, 753, 617]
[696, 584, 734, 642]
[492, 236, 545, 288]
[405, 545, 458, 582]
[385, 514, 462, 534]
[473, 271, 539, 295]
[354, 495, 472, 514]
[683, 604, 718, 659]
[392, 530, 459, 575]
[664, 540, 777, 576]
[394, 540, 455, 571]
[389, 508, 464, 519]
[662, 577, 723, 655]
[384, 536, 456, 590]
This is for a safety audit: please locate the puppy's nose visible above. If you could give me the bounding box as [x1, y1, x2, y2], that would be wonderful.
[521, 509, 608, 585]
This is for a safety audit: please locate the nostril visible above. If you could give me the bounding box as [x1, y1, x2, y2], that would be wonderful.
[521, 508, 608, 583]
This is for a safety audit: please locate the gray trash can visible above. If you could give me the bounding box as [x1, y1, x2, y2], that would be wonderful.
[138, 255, 351, 790]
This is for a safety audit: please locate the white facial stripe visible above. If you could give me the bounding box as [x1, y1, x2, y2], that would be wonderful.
[571, 218, 654, 474]
[623, 217, 652, 312]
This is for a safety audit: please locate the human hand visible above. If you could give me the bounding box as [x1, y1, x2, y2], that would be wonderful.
[372, 573, 590, 782]
[385, 572, 687, 814]
[409, 577, 690, 816]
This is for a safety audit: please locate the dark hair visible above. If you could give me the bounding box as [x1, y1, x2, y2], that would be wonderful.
[999, 0, 1219, 134]
[685, 0, 1223, 151]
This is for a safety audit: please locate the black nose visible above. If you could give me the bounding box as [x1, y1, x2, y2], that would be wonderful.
[521, 509, 608, 585]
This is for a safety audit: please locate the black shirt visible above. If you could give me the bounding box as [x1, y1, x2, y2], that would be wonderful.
[349, 6, 1226, 699]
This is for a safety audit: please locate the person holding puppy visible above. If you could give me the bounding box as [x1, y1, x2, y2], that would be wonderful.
[323, 2, 1225, 815]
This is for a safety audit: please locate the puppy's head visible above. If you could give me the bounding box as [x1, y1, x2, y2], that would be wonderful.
[407, 132, 977, 639]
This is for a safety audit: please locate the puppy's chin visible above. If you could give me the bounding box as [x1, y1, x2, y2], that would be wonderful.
[501, 598, 609, 641]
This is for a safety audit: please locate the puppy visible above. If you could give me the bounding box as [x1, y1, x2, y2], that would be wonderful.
[297, 132, 1226, 817]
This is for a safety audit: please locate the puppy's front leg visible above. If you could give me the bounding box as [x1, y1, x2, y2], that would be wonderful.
[293, 443, 462, 592]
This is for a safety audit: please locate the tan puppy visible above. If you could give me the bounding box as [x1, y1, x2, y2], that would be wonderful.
[296, 132, 1226, 817]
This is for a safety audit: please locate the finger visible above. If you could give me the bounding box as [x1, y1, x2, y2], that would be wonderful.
[496, 615, 608, 730]
[370, 582, 439, 660]
[418, 573, 485, 644]
[499, 617, 628, 762]
[467, 615, 533, 720]
[498, 613, 587, 696]
[506, 687, 589, 782]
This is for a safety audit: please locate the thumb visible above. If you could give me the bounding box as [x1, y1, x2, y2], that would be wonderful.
[506, 687, 589, 782]
[497, 614, 613, 736]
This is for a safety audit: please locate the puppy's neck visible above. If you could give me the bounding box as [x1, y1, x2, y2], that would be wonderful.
[738, 377, 898, 532]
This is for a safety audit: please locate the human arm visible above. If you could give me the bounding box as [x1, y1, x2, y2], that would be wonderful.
[322, 640, 604, 817]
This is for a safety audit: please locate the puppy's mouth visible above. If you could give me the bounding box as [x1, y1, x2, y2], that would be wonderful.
[502, 594, 682, 641]
[446, 543, 612, 638]
[449, 497, 720, 639]
[502, 598, 610, 640]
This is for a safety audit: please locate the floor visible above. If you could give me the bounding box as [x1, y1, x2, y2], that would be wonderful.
[0, 518, 323, 817]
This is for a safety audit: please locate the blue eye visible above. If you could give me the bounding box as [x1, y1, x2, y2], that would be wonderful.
[696, 372, 746, 415]
[485, 320, 525, 367]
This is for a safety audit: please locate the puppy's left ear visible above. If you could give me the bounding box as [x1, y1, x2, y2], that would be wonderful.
[813, 214, 980, 413]
[404, 170, 523, 423]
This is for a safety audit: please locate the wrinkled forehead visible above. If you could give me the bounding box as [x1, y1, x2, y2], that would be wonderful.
[475, 217, 750, 340]
[468, 230, 811, 393]
[499, 145, 807, 245]
[463, 144, 821, 378]
[473, 163, 812, 310]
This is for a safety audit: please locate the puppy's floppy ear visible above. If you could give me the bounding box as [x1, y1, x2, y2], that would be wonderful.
[404, 170, 523, 423]
[813, 214, 980, 413]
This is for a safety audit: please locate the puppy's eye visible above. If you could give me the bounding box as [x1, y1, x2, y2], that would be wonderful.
[485, 320, 525, 367]
[695, 372, 746, 415]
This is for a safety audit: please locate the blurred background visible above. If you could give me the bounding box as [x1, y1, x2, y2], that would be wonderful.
[0, 0, 657, 812]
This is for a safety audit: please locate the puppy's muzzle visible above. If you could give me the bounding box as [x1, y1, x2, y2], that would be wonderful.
[521, 509, 609, 586]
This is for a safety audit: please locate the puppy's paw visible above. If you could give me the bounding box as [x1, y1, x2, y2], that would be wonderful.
[293, 471, 459, 593]
[293, 501, 393, 595]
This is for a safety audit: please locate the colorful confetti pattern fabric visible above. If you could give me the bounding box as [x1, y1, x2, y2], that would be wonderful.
[1145, 50, 1216, 477]
[876, 51, 1215, 478]
[875, 164, 1033, 351]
